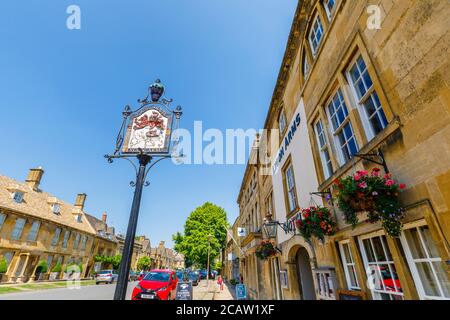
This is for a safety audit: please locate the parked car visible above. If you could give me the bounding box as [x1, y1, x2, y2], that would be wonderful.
[129, 271, 139, 281]
[95, 270, 118, 284]
[199, 269, 208, 279]
[187, 272, 199, 286]
[131, 269, 178, 300]
[176, 270, 188, 282]
[138, 271, 147, 281]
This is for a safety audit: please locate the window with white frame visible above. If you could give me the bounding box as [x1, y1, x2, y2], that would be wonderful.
[284, 163, 298, 214]
[303, 53, 310, 80]
[46, 255, 53, 269]
[348, 55, 388, 140]
[309, 15, 324, 55]
[51, 203, 61, 214]
[401, 222, 450, 300]
[12, 191, 24, 203]
[338, 240, 360, 290]
[10, 217, 26, 240]
[0, 212, 6, 230]
[323, 0, 336, 20]
[359, 232, 403, 300]
[266, 192, 274, 218]
[26, 220, 40, 242]
[62, 230, 70, 248]
[315, 269, 338, 300]
[80, 235, 87, 250]
[279, 109, 287, 135]
[314, 119, 333, 179]
[51, 227, 61, 246]
[73, 233, 81, 250]
[327, 89, 359, 165]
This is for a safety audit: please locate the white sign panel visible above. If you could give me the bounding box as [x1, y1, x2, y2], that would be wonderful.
[271, 98, 320, 245]
[237, 227, 247, 237]
[122, 106, 173, 154]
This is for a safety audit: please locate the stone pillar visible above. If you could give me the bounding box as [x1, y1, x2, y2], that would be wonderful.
[17, 254, 30, 283]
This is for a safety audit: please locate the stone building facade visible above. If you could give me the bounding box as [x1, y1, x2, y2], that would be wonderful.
[0, 168, 98, 282]
[238, 0, 450, 300]
[85, 211, 118, 274]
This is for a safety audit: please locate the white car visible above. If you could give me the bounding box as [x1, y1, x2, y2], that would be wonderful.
[95, 270, 118, 284]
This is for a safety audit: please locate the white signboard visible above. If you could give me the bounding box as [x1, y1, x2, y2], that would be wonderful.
[237, 227, 247, 237]
[122, 106, 173, 154]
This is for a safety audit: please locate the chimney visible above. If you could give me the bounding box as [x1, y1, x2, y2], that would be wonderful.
[75, 193, 87, 211]
[26, 167, 44, 190]
[102, 212, 107, 223]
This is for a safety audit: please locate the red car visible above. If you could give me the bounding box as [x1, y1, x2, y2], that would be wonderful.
[137, 272, 146, 281]
[131, 269, 178, 300]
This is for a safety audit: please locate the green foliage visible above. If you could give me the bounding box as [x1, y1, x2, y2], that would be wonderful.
[64, 263, 82, 273]
[137, 256, 152, 271]
[36, 259, 48, 273]
[173, 202, 228, 268]
[213, 261, 222, 272]
[335, 168, 406, 237]
[0, 258, 7, 274]
[51, 262, 62, 273]
[94, 255, 122, 270]
[295, 206, 337, 241]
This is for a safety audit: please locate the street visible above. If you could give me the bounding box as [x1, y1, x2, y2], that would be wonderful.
[0, 280, 235, 300]
[0, 282, 138, 300]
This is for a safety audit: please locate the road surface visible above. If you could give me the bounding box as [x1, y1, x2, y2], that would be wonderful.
[0, 281, 138, 300]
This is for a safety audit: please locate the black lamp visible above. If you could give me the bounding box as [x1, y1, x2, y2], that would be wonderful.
[263, 214, 279, 239]
[150, 79, 165, 102]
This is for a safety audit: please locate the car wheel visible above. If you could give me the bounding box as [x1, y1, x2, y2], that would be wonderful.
[96, 282, 99, 285]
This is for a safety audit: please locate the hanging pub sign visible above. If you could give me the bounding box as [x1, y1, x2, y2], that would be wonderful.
[122, 106, 174, 154]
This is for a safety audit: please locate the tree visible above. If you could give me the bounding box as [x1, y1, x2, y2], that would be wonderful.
[51, 262, 62, 273]
[0, 258, 7, 274]
[173, 202, 228, 268]
[137, 256, 152, 271]
[94, 255, 122, 270]
[36, 260, 48, 273]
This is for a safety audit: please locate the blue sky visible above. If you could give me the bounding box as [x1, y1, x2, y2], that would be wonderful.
[0, 0, 297, 248]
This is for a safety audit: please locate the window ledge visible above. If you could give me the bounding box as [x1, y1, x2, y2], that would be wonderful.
[318, 117, 401, 191]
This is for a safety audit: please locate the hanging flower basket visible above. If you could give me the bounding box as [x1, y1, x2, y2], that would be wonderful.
[334, 168, 406, 237]
[255, 240, 278, 260]
[295, 206, 338, 242]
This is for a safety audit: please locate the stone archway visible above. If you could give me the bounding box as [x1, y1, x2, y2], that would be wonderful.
[282, 235, 317, 300]
[295, 247, 316, 300]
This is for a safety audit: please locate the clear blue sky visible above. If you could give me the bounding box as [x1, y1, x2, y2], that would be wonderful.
[0, 0, 297, 248]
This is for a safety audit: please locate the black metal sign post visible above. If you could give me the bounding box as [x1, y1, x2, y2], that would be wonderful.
[105, 79, 182, 300]
[113, 154, 150, 300]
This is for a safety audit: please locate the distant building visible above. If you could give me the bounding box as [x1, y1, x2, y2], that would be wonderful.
[84, 212, 118, 274]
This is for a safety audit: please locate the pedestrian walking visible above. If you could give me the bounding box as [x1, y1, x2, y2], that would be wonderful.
[217, 275, 224, 291]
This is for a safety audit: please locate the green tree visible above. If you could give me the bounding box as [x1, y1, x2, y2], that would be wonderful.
[94, 254, 122, 270]
[0, 258, 7, 274]
[173, 202, 228, 268]
[51, 262, 62, 273]
[137, 256, 152, 271]
[36, 260, 48, 273]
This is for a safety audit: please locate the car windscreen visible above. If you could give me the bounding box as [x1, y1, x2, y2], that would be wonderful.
[188, 273, 198, 279]
[143, 272, 170, 282]
[97, 271, 112, 274]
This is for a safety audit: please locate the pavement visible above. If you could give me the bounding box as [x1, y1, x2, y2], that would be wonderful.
[212, 281, 236, 300]
[0, 279, 236, 300]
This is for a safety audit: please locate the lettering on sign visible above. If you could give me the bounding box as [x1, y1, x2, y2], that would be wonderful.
[272, 113, 301, 175]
